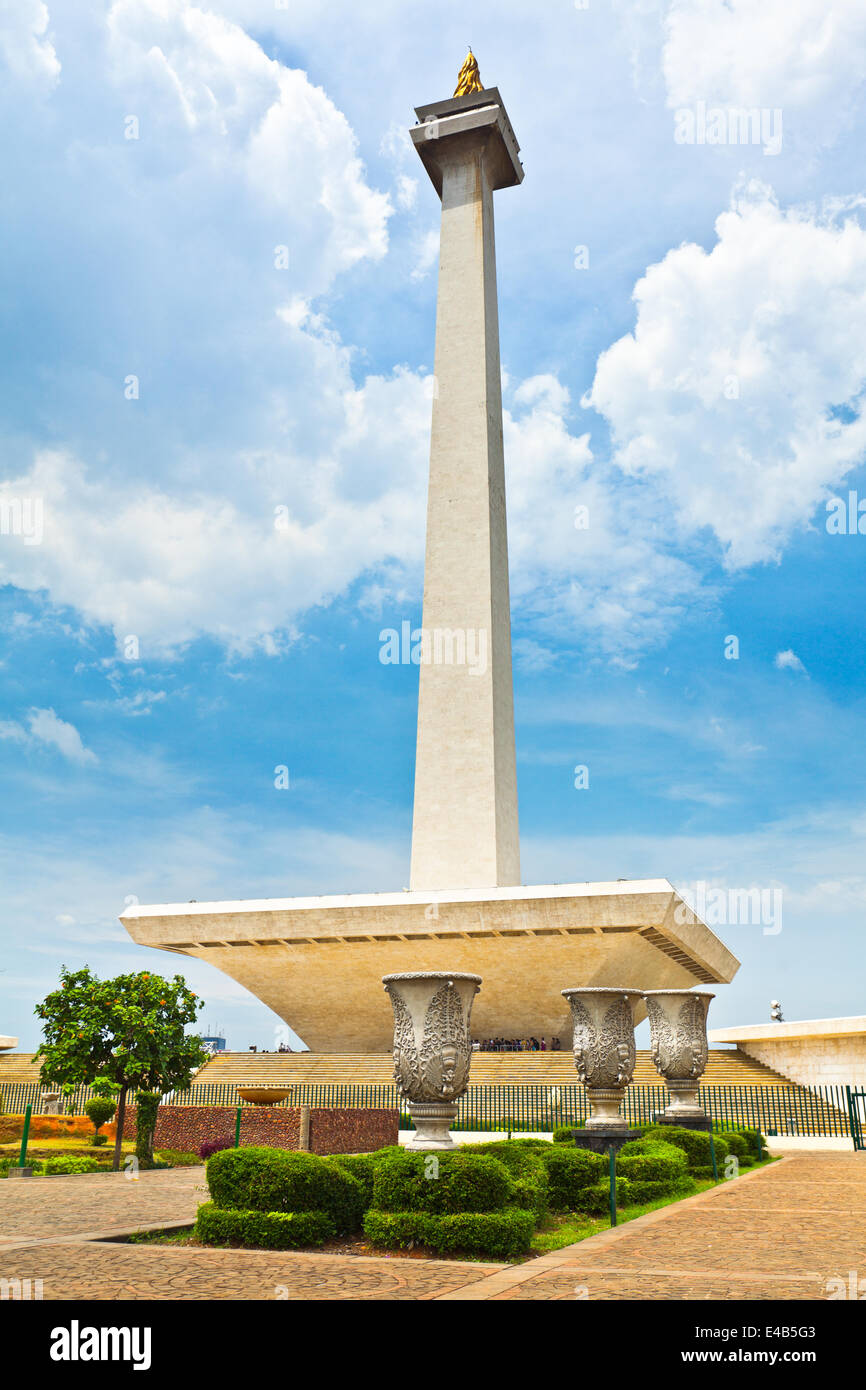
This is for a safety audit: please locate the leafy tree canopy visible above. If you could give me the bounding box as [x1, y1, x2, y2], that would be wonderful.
[35, 966, 207, 1097]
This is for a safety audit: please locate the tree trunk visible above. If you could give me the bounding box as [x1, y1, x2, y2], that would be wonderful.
[112, 1085, 128, 1172]
[135, 1091, 160, 1168]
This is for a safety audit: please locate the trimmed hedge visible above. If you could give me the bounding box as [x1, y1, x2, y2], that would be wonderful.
[205, 1146, 365, 1233]
[195, 1202, 335, 1250]
[552, 1127, 576, 1144]
[469, 1143, 549, 1215]
[734, 1128, 768, 1160]
[626, 1175, 694, 1205]
[363, 1207, 535, 1260]
[371, 1149, 514, 1215]
[328, 1153, 378, 1209]
[720, 1131, 749, 1160]
[573, 1177, 632, 1215]
[616, 1142, 688, 1184]
[642, 1127, 729, 1171]
[542, 1147, 605, 1211]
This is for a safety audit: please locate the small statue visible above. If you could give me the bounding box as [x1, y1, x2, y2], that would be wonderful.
[454, 49, 484, 98]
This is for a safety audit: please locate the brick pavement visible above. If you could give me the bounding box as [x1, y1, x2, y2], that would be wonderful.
[1, 1152, 862, 1300]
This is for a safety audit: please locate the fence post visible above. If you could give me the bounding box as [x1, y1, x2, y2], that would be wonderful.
[18, 1104, 32, 1168]
[234, 1104, 242, 1148]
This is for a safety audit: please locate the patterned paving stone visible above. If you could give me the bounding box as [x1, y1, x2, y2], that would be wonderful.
[0, 1240, 499, 1301]
[0, 1151, 862, 1301]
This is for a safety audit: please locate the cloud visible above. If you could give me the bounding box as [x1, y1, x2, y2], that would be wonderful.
[589, 182, 866, 569]
[661, 0, 866, 147]
[26, 707, 97, 764]
[0, 0, 60, 90]
[775, 649, 808, 675]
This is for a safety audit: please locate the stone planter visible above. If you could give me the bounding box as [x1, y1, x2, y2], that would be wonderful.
[383, 972, 481, 1149]
[561, 987, 643, 1132]
[41, 1092, 61, 1116]
[643, 989, 715, 1126]
[236, 1087, 294, 1107]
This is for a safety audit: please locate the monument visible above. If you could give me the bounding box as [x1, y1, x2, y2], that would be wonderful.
[121, 57, 740, 1051]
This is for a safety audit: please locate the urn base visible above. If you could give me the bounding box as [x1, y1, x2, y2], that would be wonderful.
[571, 1128, 635, 1156]
[652, 1112, 713, 1133]
[405, 1102, 459, 1149]
[584, 1087, 629, 1130]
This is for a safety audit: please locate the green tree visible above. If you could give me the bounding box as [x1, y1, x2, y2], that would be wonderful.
[35, 966, 207, 1171]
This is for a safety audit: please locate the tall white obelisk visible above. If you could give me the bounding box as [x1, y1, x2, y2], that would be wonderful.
[409, 56, 524, 892]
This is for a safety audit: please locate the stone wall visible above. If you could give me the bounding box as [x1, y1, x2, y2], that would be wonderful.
[738, 1036, 866, 1090]
[121, 1104, 398, 1156]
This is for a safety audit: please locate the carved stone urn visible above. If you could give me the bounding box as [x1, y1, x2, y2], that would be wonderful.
[561, 987, 643, 1131]
[643, 989, 715, 1125]
[383, 971, 481, 1149]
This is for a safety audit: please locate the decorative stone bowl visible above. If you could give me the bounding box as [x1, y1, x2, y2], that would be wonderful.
[643, 989, 715, 1123]
[383, 971, 481, 1149]
[561, 987, 643, 1131]
[236, 1087, 294, 1106]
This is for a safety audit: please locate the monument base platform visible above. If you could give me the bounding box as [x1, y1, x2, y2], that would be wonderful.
[121, 878, 739, 1052]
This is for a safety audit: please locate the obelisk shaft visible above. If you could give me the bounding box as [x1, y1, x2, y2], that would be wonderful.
[409, 109, 521, 891]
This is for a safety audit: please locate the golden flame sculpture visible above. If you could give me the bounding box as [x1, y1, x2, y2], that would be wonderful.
[453, 49, 484, 97]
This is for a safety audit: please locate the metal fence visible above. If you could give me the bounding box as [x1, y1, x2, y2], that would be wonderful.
[1, 1079, 854, 1137]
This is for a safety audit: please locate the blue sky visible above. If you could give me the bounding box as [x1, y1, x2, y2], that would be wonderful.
[2, 0, 866, 1052]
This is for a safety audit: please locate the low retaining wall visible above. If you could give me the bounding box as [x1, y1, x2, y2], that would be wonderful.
[121, 1104, 398, 1155]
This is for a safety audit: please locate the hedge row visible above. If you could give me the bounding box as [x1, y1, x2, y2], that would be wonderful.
[362, 1207, 535, 1261]
[195, 1202, 335, 1250]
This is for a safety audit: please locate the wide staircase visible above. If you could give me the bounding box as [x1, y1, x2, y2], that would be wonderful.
[193, 1048, 789, 1088]
[2, 1049, 851, 1136]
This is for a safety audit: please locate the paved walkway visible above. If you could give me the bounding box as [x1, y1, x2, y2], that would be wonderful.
[1, 1153, 863, 1300]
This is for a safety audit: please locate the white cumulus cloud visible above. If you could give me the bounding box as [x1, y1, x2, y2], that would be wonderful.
[589, 182, 866, 569]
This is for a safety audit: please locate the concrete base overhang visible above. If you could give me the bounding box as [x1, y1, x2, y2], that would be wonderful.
[120, 879, 739, 1053]
[411, 86, 524, 194]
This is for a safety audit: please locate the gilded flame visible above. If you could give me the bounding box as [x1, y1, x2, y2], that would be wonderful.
[453, 49, 484, 98]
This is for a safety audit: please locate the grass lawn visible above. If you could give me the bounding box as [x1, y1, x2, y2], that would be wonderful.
[529, 1157, 777, 1256]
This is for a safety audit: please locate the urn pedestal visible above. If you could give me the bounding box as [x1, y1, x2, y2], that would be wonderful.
[383, 971, 481, 1150]
[561, 987, 643, 1143]
[644, 989, 714, 1129]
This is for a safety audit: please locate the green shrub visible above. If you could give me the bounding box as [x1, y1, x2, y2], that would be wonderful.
[735, 1128, 767, 1160]
[43, 1155, 100, 1174]
[371, 1149, 514, 1215]
[155, 1148, 200, 1167]
[617, 1144, 688, 1184]
[541, 1147, 604, 1211]
[720, 1131, 749, 1160]
[626, 1175, 694, 1205]
[328, 1153, 378, 1209]
[195, 1202, 334, 1249]
[84, 1097, 117, 1134]
[90, 1134, 108, 1147]
[469, 1143, 549, 1216]
[363, 1207, 535, 1260]
[206, 1146, 365, 1233]
[642, 1126, 729, 1171]
[552, 1126, 577, 1144]
[572, 1177, 632, 1215]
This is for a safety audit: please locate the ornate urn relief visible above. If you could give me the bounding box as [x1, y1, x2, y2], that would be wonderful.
[644, 989, 715, 1124]
[383, 971, 481, 1149]
[561, 987, 643, 1131]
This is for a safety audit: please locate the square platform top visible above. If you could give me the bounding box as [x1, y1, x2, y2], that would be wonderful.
[410, 86, 524, 194]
